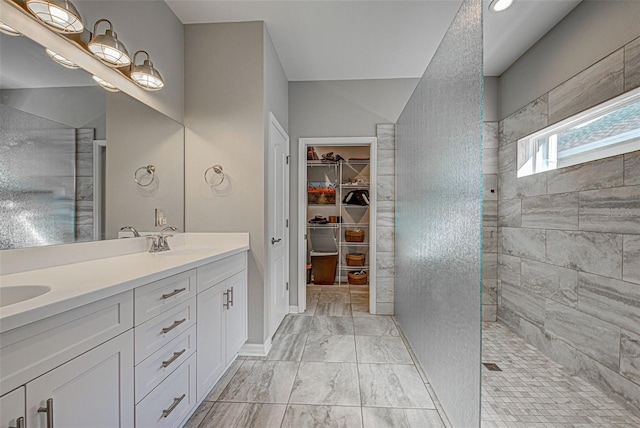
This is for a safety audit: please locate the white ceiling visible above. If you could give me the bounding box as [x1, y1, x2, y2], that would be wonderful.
[166, 0, 582, 80]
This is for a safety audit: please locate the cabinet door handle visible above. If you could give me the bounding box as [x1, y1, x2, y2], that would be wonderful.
[162, 394, 186, 418]
[223, 291, 229, 310]
[162, 287, 186, 299]
[37, 398, 54, 428]
[9, 416, 25, 428]
[161, 349, 186, 368]
[228, 286, 234, 307]
[162, 318, 186, 334]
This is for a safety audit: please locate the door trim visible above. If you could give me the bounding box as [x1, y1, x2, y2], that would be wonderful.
[297, 137, 378, 314]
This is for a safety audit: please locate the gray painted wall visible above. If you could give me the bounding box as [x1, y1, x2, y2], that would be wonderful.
[499, 0, 640, 120]
[184, 22, 288, 346]
[75, 0, 184, 123]
[288, 78, 418, 305]
[105, 92, 184, 239]
[395, 0, 483, 425]
[497, 34, 640, 413]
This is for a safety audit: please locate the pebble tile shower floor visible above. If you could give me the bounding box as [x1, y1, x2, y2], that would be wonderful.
[184, 284, 450, 428]
[482, 322, 640, 427]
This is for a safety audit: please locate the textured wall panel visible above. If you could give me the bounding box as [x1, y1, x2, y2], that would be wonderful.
[395, 0, 482, 426]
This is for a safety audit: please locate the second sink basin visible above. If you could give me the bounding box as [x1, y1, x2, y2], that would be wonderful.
[0, 285, 52, 307]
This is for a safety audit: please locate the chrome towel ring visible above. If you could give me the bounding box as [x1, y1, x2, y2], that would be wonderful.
[134, 165, 156, 186]
[205, 164, 225, 187]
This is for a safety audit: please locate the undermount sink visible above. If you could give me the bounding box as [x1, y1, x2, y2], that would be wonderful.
[0, 285, 52, 307]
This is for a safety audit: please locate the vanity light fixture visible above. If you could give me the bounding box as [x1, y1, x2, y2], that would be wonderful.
[45, 48, 79, 69]
[489, 0, 514, 12]
[88, 19, 131, 68]
[25, 0, 84, 33]
[0, 21, 22, 36]
[130, 50, 165, 91]
[92, 75, 119, 92]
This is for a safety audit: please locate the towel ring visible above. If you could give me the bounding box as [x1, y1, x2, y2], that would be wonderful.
[205, 164, 225, 187]
[134, 165, 156, 187]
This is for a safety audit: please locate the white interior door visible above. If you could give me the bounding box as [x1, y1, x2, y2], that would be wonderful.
[268, 113, 290, 337]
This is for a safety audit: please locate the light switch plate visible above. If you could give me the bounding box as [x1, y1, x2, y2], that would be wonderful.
[155, 208, 166, 227]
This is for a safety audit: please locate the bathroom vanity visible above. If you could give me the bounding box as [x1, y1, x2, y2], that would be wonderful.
[0, 233, 249, 428]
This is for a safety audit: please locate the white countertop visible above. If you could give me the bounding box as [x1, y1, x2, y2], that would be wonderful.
[0, 233, 249, 333]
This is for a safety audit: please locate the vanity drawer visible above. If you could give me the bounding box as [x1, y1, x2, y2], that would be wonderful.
[135, 325, 196, 403]
[135, 354, 196, 428]
[0, 291, 133, 396]
[135, 270, 196, 326]
[135, 298, 196, 364]
[197, 253, 246, 293]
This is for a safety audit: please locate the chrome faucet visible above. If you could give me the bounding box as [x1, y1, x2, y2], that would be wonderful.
[120, 226, 140, 237]
[158, 226, 177, 251]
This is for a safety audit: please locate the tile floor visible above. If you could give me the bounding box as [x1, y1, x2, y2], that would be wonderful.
[482, 322, 640, 427]
[184, 284, 449, 427]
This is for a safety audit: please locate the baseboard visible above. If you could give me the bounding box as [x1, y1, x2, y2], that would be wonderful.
[239, 336, 272, 357]
[289, 305, 299, 313]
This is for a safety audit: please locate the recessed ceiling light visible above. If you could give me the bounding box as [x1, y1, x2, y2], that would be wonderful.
[489, 0, 514, 12]
[92, 75, 119, 92]
[0, 21, 22, 36]
[46, 48, 80, 69]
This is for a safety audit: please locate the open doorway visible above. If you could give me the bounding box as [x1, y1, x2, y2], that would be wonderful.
[298, 137, 377, 315]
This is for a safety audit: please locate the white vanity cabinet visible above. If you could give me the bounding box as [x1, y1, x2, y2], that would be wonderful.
[26, 331, 134, 428]
[196, 253, 248, 401]
[0, 291, 134, 428]
[0, 387, 25, 428]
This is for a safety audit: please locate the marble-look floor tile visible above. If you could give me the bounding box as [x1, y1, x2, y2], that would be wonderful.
[276, 315, 313, 334]
[355, 336, 412, 364]
[267, 334, 307, 361]
[352, 303, 373, 317]
[218, 360, 298, 404]
[183, 401, 214, 428]
[282, 405, 362, 428]
[302, 334, 356, 362]
[375, 303, 394, 316]
[289, 362, 360, 406]
[359, 363, 434, 408]
[315, 302, 352, 317]
[204, 358, 244, 401]
[318, 292, 351, 303]
[302, 298, 318, 316]
[310, 316, 354, 335]
[353, 317, 398, 336]
[199, 402, 286, 428]
[362, 407, 444, 428]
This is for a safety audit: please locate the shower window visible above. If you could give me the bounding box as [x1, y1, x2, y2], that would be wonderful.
[517, 86, 640, 177]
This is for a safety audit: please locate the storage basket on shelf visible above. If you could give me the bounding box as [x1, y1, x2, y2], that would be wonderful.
[345, 228, 365, 242]
[347, 271, 368, 285]
[346, 253, 366, 266]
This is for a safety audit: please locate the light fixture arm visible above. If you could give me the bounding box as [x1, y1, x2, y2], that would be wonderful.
[93, 18, 113, 37]
[133, 50, 151, 66]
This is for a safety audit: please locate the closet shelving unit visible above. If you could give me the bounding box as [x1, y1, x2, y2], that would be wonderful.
[305, 159, 370, 285]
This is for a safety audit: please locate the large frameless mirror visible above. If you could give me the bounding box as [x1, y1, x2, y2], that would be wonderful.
[517, 86, 640, 178]
[0, 31, 184, 250]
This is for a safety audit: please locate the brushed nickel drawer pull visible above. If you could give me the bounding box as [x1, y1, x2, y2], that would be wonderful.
[162, 287, 186, 299]
[10, 416, 25, 428]
[223, 291, 229, 310]
[37, 398, 54, 428]
[228, 286, 234, 307]
[162, 318, 186, 334]
[162, 394, 186, 418]
[161, 349, 186, 368]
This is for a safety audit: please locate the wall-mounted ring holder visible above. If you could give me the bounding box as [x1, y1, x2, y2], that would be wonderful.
[204, 164, 225, 187]
[134, 165, 156, 187]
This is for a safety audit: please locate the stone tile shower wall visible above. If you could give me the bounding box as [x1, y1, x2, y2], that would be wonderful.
[497, 36, 640, 413]
[483, 122, 499, 321]
[375, 124, 396, 315]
